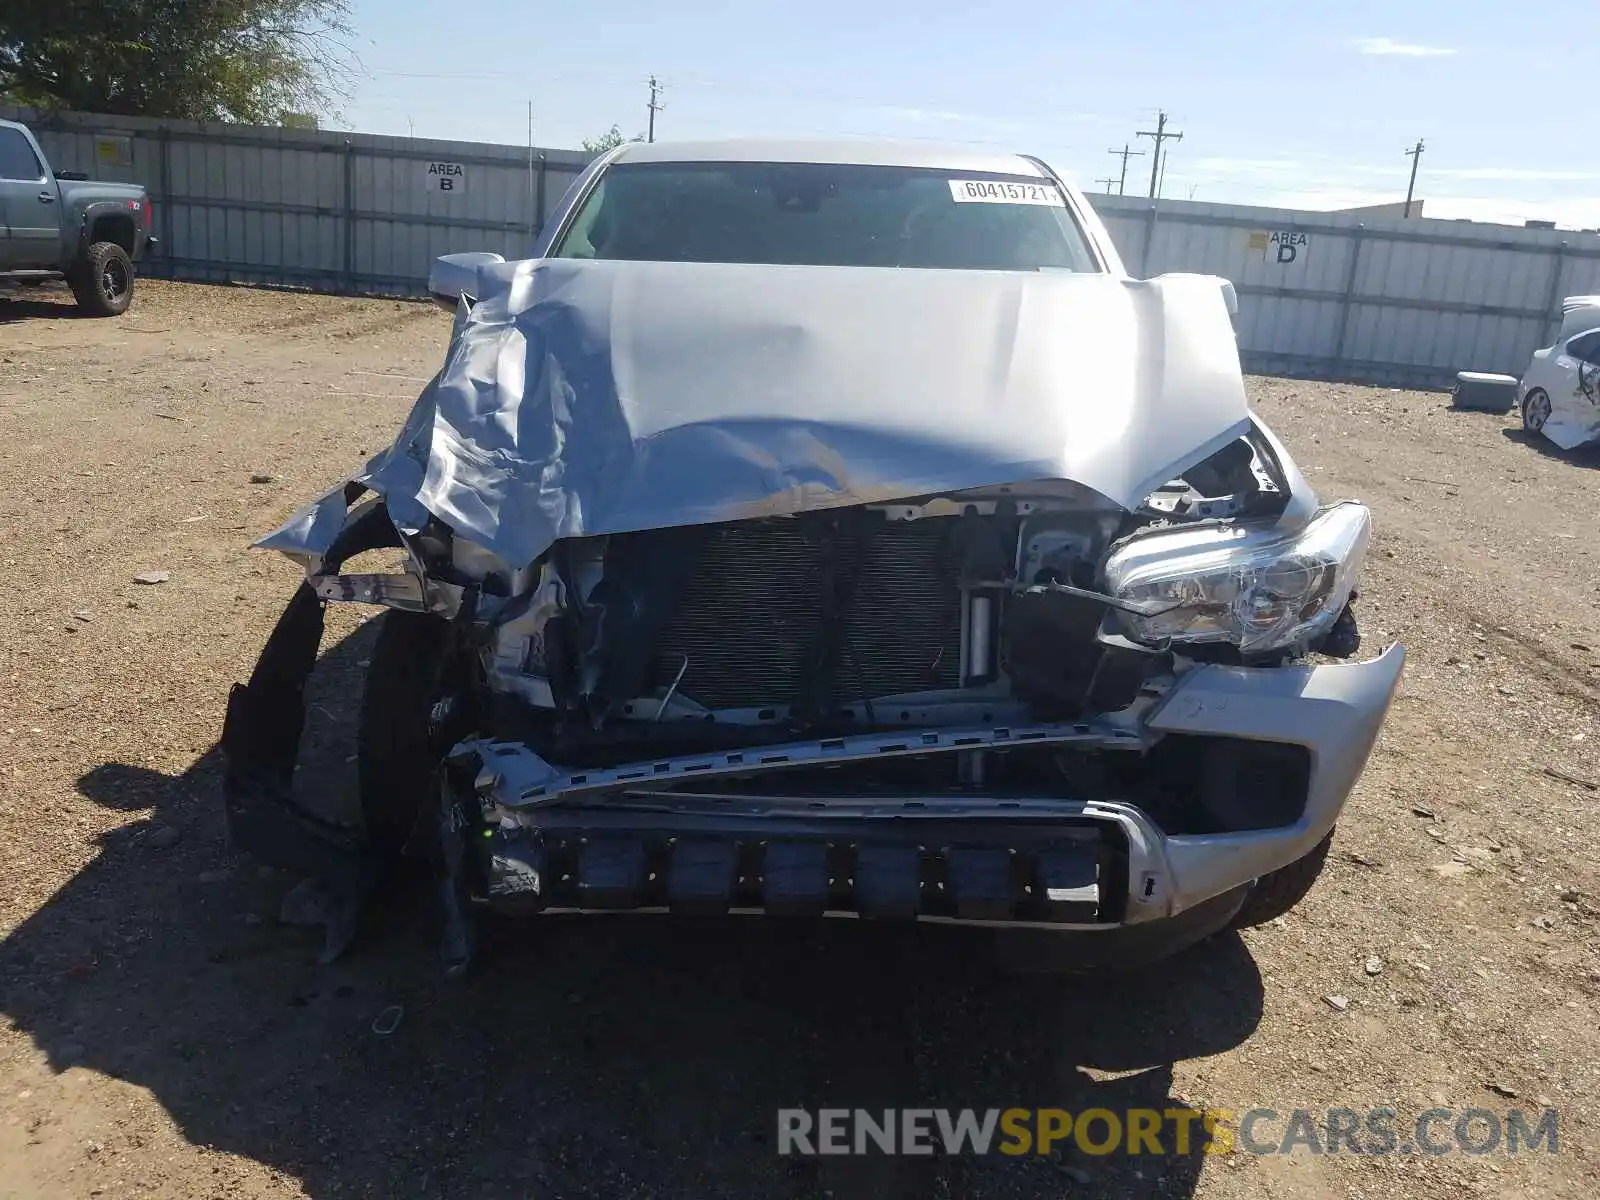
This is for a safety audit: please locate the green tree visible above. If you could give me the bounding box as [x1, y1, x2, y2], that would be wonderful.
[581, 123, 644, 154]
[0, 0, 355, 123]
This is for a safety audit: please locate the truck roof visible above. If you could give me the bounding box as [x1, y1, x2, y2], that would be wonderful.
[608, 136, 1054, 177]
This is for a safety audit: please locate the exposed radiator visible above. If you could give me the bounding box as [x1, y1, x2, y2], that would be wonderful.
[650, 516, 964, 710]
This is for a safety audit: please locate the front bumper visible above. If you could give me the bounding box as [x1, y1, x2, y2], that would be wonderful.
[461, 646, 1405, 930]
[220, 566, 1403, 966]
[1145, 642, 1404, 912]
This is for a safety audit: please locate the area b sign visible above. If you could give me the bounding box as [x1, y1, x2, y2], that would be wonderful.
[425, 161, 466, 193]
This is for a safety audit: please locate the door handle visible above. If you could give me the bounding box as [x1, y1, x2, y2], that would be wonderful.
[37, 191, 55, 203]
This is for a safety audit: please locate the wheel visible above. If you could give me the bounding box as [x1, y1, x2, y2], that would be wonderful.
[357, 610, 449, 860]
[69, 242, 135, 316]
[1522, 387, 1552, 434]
[1229, 831, 1334, 928]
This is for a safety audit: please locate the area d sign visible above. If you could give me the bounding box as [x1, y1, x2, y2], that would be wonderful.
[1247, 229, 1307, 264]
[425, 161, 466, 193]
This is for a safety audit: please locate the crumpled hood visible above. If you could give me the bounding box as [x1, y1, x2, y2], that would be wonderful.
[262, 257, 1250, 568]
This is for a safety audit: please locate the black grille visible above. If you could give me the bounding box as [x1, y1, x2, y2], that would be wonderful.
[649, 516, 964, 710]
[483, 826, 1117, 924]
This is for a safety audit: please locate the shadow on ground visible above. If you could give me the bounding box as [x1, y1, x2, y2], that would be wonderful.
[0, 291, 81, 321]
[1501, 426, 1600, 468]
[0, 621, 1264, 1200]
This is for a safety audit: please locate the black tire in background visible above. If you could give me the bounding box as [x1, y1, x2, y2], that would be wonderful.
[70, 241, 135, 316]
[357, 609, 450, 861]
[1229, 830, 1335, 928]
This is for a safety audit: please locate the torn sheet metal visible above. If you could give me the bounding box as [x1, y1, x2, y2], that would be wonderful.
[257, 481, 372, 567]
[1516, 317, 1600, 451]
[1542, 355, 1600, 450]
[258, 259, 1249, 569]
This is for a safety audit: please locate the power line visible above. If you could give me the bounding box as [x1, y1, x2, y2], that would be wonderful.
[1403, 138, 1425, 218]
[358, 64, 1141, 132]
[647, 75, 664, 143]
[1106, 143, 1145, 196]
[1094, 176, 1118, 193]
[1135, 110, 1183, 199]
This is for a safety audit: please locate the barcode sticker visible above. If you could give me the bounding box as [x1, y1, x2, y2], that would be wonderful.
[948, 179, 1066, 206]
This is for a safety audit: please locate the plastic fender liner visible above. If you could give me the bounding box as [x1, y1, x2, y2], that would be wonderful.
[220, 495, 404, 894]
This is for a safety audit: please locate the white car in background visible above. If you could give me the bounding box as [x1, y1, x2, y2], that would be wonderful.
[1519, 297, 1600, 449]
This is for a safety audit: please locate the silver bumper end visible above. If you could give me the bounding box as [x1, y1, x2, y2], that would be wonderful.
[1144, 643, 1405, 914]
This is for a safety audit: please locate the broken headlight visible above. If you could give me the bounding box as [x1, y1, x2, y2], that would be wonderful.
[1103, 502, 1371, 654]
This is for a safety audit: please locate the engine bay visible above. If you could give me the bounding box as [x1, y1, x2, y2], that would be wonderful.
[472, 427, 1299, 749]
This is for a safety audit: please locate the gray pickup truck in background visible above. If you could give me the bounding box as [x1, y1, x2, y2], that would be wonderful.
[0, 118, 157, 315]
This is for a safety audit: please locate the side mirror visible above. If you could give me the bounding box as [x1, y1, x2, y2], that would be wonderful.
[1152, 272, 1239, 325]
[1219, 279, 1238, 319]
[54, 169, 90, 182]
[428, 251, 506, 311]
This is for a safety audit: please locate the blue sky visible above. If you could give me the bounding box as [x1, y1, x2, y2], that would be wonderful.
[341, 0, 1597, 228]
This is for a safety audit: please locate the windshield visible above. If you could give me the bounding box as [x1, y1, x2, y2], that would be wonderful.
[551, 161, 1099, 272]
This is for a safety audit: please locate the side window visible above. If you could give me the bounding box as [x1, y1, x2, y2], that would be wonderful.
[0, 128, 44, 181]
[1566, 331, 1600, 364]
[558, 177, 608, 259]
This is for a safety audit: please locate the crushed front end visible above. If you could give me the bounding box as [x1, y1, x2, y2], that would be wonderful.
[221, 258, 1403, 971]
[224, 433, 1401, 973]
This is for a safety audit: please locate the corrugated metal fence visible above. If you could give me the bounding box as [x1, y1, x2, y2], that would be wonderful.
[9, 105, 1600, 387]
[4, 105, 591, 293]
[1091, 193, 1600, 386]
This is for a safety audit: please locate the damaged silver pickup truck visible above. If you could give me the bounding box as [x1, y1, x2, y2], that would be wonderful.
[222, 138, 1403, 973]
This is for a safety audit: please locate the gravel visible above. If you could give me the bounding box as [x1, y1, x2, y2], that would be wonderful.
[0, 280, 1596, 1199]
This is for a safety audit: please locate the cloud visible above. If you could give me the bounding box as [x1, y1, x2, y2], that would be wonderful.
[1342, 162, 1421, 179]
[1179, 155, 1600, 197]
[1431, 166, 1600, 183]
[867, 106, 1119, 135]
[873, 106, 982, 125]
[1354, 36, 1457, 57]
[1192, 156, 1309, 178]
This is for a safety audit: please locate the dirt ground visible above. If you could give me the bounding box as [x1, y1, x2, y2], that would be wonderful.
[0, 278, 1597, 1199]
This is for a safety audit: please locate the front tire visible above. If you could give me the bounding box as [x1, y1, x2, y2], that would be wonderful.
[357, 610, 449, 861]
[1230, 831, 1334, 928]
[69, 241, 135, 316]
[1522, 387, 1552, 434]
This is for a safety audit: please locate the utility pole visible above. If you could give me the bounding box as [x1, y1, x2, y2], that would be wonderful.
[1094, 176, 1118, 193]
[1135, 110, 1183, 199]
[1403, 138, 1425, 218]
[1107, 143, 1145, 196]
[647, 75, 664, 143]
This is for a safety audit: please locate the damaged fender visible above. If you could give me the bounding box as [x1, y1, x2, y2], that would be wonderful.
[220, 491, 442, 958]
